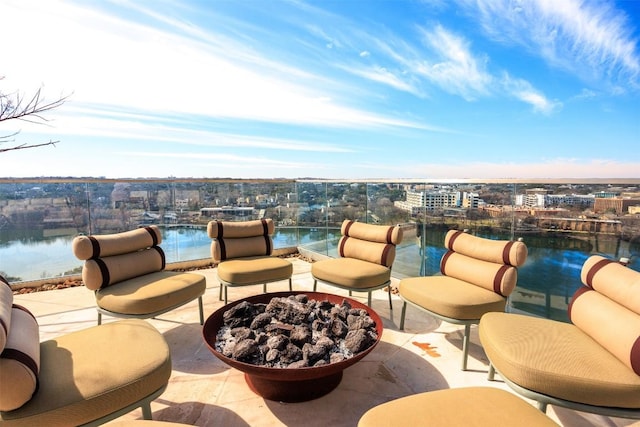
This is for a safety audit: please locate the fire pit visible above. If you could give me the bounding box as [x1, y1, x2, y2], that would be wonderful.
[202, 291, 383, 402]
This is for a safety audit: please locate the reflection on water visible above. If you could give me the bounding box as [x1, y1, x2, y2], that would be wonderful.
[1, 226, 638, 323]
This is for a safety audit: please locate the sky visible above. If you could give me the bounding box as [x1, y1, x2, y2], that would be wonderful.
[1, 0, 639, 180]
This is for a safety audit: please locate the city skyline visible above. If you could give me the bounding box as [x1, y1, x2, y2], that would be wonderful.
[2, 0, 639, 179]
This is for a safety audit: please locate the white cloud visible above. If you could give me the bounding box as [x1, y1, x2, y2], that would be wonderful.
[1, 1, 424, 132]
[415, 25, 493, 101]
[501, 73, 563, 114]
[464, 0, 640, 90]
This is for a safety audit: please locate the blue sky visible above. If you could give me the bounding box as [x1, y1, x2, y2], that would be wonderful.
[1, 0, 639, 179]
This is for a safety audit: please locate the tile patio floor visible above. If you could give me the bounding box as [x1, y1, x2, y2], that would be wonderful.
[13, 258, 640, 427]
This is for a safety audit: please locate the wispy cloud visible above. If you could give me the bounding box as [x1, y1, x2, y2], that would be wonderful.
[415, 24, 493, 101]
[501, 73, 563, 114]
[463, 0, 640, 90]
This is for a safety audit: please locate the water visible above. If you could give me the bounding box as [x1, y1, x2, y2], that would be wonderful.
[1, 226, 638, 322]
[0, 226, 329, 282]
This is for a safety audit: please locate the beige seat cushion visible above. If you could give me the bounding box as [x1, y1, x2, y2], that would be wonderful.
[312, 257, 391, 290]
[358, 387, 558, 426]
[217, 256, 293, 286]
[96, 271, 205, 315]
[479, 312, 640, 408]
[399, 276, 506, 320]
[0, 319, 171, 427]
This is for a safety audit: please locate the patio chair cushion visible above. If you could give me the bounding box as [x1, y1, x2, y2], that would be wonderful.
[216, 256, 293, 286]
[72, 226, 162, 260]
[399, 275, 507, 320]
[0, 276, 12, 351]
[444, 229, 528, 267]
[358, 387, 558, 426]
[570, 287, 640, 375]
[0, 305, 40, 411]
[0, 319, 171, 427]
[337, 220, 402, 268]
[580, 254, 640, 313]
[440, 251, 518, 297]
[208, 218, 274, 239]
[208, 219, 275, 261]
[95, 271, 206, 315]
[568, 255, 640, 375]
[479, 312, 640, 408]
[82, 246, 166, 290]
[312, 257, 392, 290]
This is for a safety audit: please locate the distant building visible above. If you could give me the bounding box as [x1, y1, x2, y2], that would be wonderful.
[394, 190, 461, 214]
[594, 197, 640, 215]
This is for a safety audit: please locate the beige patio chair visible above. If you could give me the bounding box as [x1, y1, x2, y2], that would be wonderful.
[398, 230, 527, 370]
[312, 220, 403, 309]
[358, 387, 558, 426]
[479, 255, 640, 419]
[0, 276, 172, 426]
[72, 225, 206, 325]
[208, 218, 293, 304]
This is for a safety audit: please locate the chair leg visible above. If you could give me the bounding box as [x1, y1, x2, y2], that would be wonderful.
[387, 288, 393, 311]
[487, 363, 496, 381]
[141, 401, 153, 420]
[461, 324, 471, 371]
[198, 296, 204, 325]
[263, 283, 267, 293]
[288, 278, 293, 291]
[224, 286, 228, 305]
[219, 284, 223, 301]
[97, 311, 102, 325]
[313, 279, 317, 291]
[367, 291, 372, 307]
[537, 401, 548, 413]
[399, 302, 407, 330]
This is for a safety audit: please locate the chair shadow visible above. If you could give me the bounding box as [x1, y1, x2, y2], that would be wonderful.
[152, 401, 251, 427]
[264, 340, 449, 426]
[163, 323, 230, 375]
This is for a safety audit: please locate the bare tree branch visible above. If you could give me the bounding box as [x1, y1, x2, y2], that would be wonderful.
[0, 140, 58, 153]
[0, 76, 71, 152]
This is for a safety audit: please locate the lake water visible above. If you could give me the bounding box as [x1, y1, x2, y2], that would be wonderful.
[1, 226, 638, 322]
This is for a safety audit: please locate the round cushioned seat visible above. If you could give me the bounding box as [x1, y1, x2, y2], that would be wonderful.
[96, 271, 206, 315]
[479, 312, 640, 408]
[312, 258, 391, 290]
[217, 256, 293, 286]
[399, 276, 506, 320]
[0, 319, 171, 427]
[358, 387, 558, 426]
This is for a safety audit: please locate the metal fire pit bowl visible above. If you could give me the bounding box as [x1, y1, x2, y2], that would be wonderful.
[202, 291, 383, 402]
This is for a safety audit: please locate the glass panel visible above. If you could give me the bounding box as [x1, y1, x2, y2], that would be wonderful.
[1, 178, 638, 324]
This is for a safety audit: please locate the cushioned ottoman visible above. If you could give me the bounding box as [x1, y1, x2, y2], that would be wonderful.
[358, 387, 558, 426]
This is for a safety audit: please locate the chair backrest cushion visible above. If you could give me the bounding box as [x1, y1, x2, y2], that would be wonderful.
[82, 247, 166, 291]
[341, 220, 403, 245]
[208, 219, 275, 262]
[444, 230, 527, 267]
[569, 255, 640, 375]
[0, 276, 12, 352]
[580, 254, 640, 314]
[207, 218, 274, 239]
[0, 304, 40, 411]
[72, 226, 162, 260]
[337, 220, 403, 268]
[440, 251, 518, 297]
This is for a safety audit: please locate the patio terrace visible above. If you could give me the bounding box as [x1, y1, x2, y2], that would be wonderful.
[12, 256, 640, 427]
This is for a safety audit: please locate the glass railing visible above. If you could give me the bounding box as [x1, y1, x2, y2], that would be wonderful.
[1, 177, 639, 322]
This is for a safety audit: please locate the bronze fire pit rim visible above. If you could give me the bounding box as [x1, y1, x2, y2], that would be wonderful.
[202, 290, 384, 383]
